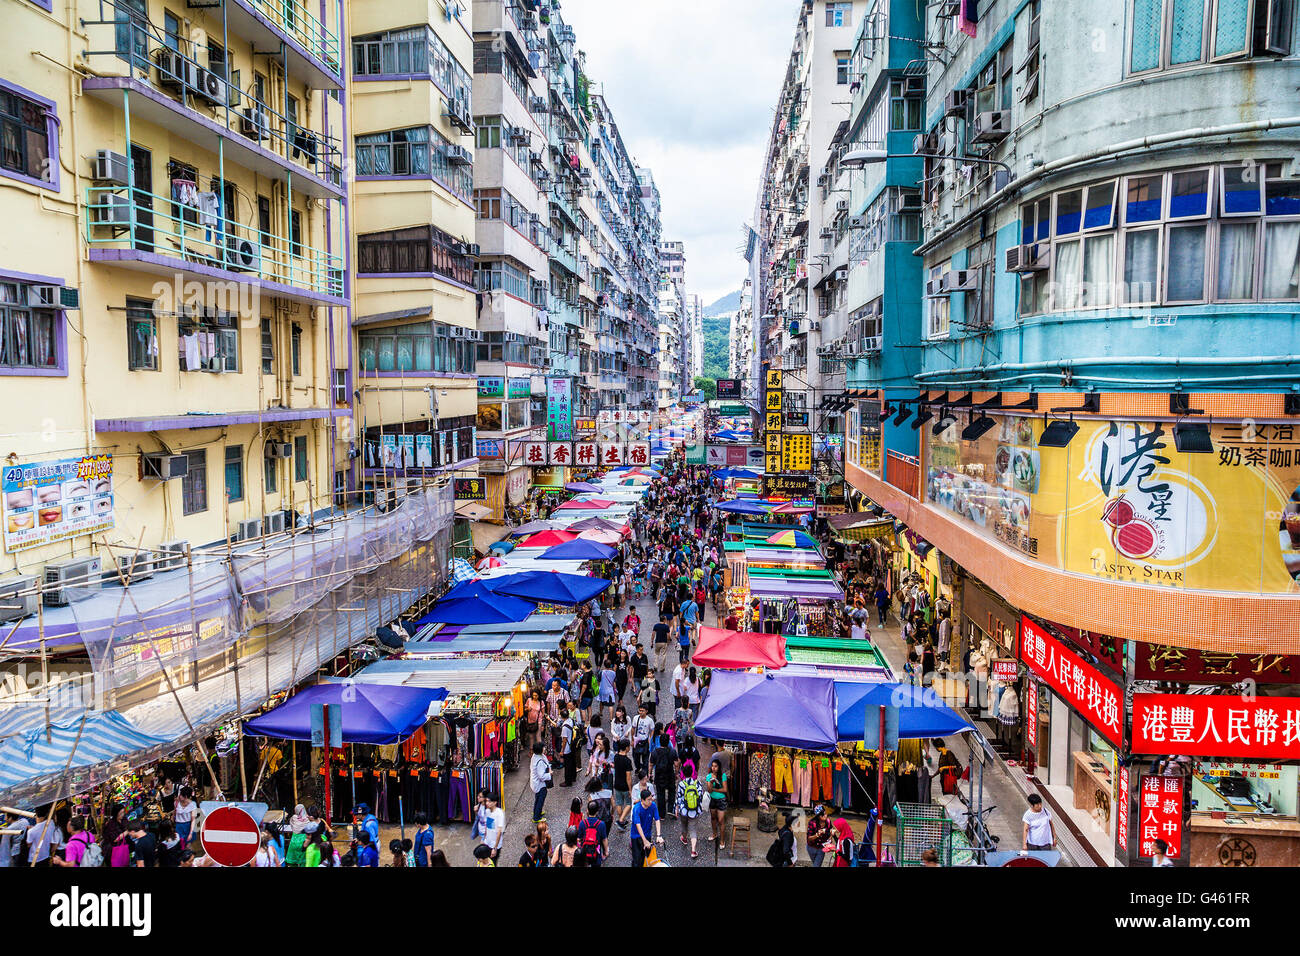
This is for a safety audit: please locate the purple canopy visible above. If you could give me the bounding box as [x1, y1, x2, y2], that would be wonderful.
[694, 671, 838, 751]
[244, 683, 447, 744]
[565, 482, 601, 493]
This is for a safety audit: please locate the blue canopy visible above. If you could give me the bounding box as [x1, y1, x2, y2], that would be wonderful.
[834, 682, 974, 742]
[244, 683, 448, 744]
[717, 498, 770, 515]
[695, 671, 838, 751]
[489, 570, 610, 605]
[537, 538, 617, 561]
[0, 709, 171, 796]
[414, 579, 537, 626]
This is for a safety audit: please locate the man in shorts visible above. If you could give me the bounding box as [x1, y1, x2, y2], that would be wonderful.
[612, 739, 635, 829]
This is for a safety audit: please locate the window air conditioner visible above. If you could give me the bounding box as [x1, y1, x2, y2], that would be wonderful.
[900, 191, 924, 212]
[193, 67, 227, 106]
[114, 551, 155, 584]
[156, 539, 188, 570]
[925, 274, 950, 298]
[1005, 243, 1049, 272]
[42, 557, 103, 607]
[92, 149, 131, 186]
[944, 89, 970, 117]
[833, 268, 848, 282]
[0, 574, 39, 623]
[224, 236, 262, 272]
[142, 453, 189, 480]
[949, 269, 979, 291]
[863, 335, 882, 352]
[971, 110, 1011, 144]
[836, 199, 849, 212]
[265, 441, 293, 459]
[262, 512, 285, 535]
[93, 193, 133, 227]
[903, 76, 926, 96]
[847, 215, 867, 229]
[444, 143, 473, 166]
[241, 107, 270, 141]
[155, 49, 194, 91]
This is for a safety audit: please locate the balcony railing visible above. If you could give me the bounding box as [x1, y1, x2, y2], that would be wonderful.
[86, 185, 343, 298]
[85, 4, 342, 183]
[885, 450, 920, 500]
[239, 0, 342, 75]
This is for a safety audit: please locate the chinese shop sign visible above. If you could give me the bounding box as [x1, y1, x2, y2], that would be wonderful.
[1117, 764, 1130, 853]
[926, 415, 1300, 592]
[1131, 694, 1300, 759]
[453, 478, 485, 501]
[1137, 775, 1183, 860]
[716, 379, 742, 400]
[1019, 615, 1123, 745]
[781, 434, 813, 473]
[991, 659, 1019, 684]
[1026, 678, 1038, 750]
[1133, 643, 1300, 684]
[547, 377, 574, 441]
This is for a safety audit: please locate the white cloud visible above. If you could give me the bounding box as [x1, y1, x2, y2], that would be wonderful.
[560, 0, 797, 304]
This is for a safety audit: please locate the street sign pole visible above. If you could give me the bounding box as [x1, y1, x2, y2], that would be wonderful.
[875, 704, 885, 867]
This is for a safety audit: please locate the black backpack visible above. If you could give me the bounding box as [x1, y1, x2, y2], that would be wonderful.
[766, 831, 790, 867]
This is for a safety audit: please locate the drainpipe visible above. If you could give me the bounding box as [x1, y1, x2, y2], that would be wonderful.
[914, 115, 1300, 258]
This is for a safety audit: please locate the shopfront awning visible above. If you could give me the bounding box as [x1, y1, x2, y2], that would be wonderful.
[695, 671, 838, 751]
[0, 708, 172, 798]
[242, 683, 448, 744]
[748, 575, 844, 601]
[353, 657, 528, 695]
[693, 627, 787, 669]
[834, 682, 974, 741]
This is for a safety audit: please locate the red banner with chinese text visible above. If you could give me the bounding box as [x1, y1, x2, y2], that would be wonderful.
[1019, 615, 1124, 746]
[1131, 693, 1300, 759]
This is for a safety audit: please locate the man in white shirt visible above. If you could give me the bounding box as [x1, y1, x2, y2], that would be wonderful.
[479, 792, 506, 863]
[671, 662, 686, 708]
[528, 741, 552, 823]
[0, 812, 29, 867]
[1021, 793, 1055, 851]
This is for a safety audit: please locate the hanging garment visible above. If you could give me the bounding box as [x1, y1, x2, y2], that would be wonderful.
[811, 755, 833, 803]
[772, 749, 793, 793]
[792, 752, 813, 806]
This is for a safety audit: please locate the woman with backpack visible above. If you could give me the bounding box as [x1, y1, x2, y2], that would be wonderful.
[704, 758, 728, 850]
[675, 759, 703, 859]
[766, 813, 795, 867]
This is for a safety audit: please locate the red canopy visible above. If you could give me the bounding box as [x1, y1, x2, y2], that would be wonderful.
[693, 627, 787, 670]
[518, 529, 578, 548]
[554, 498, 614, 510]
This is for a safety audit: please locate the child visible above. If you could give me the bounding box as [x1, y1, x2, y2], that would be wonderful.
[568, 797, 583, 831]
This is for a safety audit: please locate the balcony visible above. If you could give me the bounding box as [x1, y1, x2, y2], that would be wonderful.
[85, 186, 345, 306]
[81, 11, 342, 197]
[86, 0, 341, 93]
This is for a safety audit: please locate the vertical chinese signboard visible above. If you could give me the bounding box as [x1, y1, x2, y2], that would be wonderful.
[764, 368, 783, 474]
[1117, 764, 1130, 856]
[1019, 615, 1124, 746]
[1130, 693, 1300, 758]
[1138, 775, 1183, 860]
[781, 434, 812, 473]
[1026, 678, 1038, 751]
[547, 377, 574, 441]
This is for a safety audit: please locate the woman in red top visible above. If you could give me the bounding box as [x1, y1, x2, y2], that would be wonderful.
[623, 610, 640, 638]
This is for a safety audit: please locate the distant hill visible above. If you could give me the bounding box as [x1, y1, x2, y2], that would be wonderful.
[701, 317, 730, 381]
[703, 290, 741, 317]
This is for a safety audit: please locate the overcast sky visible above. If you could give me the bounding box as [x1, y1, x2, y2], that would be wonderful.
[561, 0, 797, 307]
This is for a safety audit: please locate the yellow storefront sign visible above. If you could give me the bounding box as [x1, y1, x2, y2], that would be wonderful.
[925, 416, 1300, 593]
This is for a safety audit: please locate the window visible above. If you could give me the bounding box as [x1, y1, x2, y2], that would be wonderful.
[182, 449, 207, 515]
[1129, 0, 1292, 74]
[0, 282, 58, 370]
[290, 210, 302, 257]
[825, 2, 852, 27]
[354, 125, 473, 197]
[1019, 1, 1042, 102]
[836, 52, 852, 85]
[1, 84, 55, 187]
[1018, 161, 1300, 313]
[163, 11, 182, 51]
[291, 323, 301, 375]
[177, 309, 237, 371]
[966, 238, 996, 329]
[358, 225, 475, 285]
[224, 445, 243, 502]
[126, 297, 158, 371]
[261, 317, 274, 374]
[358, 320, 477, 374]
[353, 26, 473, 105]
[927, 263, 951, 338]
[264, 453, 277, 494]
[889, 79, 923, 131]
[294, 435, 308, 482]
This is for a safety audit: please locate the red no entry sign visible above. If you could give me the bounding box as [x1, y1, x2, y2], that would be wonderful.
[201, 805, 260, 867]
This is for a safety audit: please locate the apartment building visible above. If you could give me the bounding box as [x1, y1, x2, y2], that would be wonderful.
[835, 0, 1300, 866]
[657, 241, 685, 409]
[348, 0, 481, 497]
[0, 0, 460, 808]
[755, 0, 868, 436]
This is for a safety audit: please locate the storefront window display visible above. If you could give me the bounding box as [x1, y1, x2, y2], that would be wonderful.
[1191, 761, 1297, 818]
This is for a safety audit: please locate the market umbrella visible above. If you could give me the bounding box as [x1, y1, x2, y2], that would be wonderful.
[490, 570, 611, 605]
[717, 499, 771, 516]
[244, 683, 448, 744]
[507, 520, 558, 537]
[616, 475, 653, 485]
[577, 529, 623, 545]
[834, 682, 974, 742]
[765, 529, 819, 548]
[554, 498, 615, 510]
[693, 627, 787, 669]
[694, 671, 838, 751]
[537, 538, 618, 561]
[565, 481, 601, 493]
[487, 539, 515, 554]
[518, 529, 579, 548]
[414, 593, 537, 626]
[476, 555, 506, 570]
[564, 516, 628, 534]
[771, 502, 815, 516]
